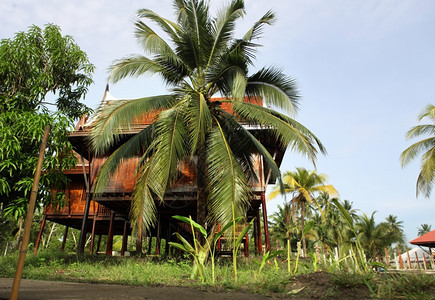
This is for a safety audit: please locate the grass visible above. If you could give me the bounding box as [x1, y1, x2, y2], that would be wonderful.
[1, 250, 434, 299]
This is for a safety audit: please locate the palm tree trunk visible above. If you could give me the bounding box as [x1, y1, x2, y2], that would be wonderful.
[301, 201, 307, 257]
[196, 142, 207, 243]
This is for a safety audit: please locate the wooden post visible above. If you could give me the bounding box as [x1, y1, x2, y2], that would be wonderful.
[10, 125, 50, 300]
[121, 221, 128, 256]
[89, 216, 97, 254]
[244, 230, 249, 257]
[106, 211, 115, 256]
[217, 223, 222, 252]
[261, 192, 270, 252]
[156, 214, 161, 256]
[255, 209, 263, 255]
[78, 154, 91, 254]
[384, 248, 390, 268]
[60, 226, 69, 252]
[253, 217, 258, 255]
[415, 252, 420, 269]
[406, 251, 412, 269]
[398, 249, 404, 269]
[136, 218, 143, 254]
[423, 253, 428, 270]
[96, 234, 102, 254]
[33, 215, 47, 255]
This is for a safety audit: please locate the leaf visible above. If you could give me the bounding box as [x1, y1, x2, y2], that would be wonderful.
[172, 215, 207, 238]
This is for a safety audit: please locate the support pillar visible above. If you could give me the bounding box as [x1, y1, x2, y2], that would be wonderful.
[136, 218, 143, 254]
[89, 216, 97, 254]
[121, 220, 128, 256]
[244, 229, 249, 257]
[96, 234, 102, 254]
[60, 226, 69, 252]
[255, 209, 263, 255]
[78, 155, 91, 254]
[261, 192, 270, 252]
[106, 211, 115, 256]
[155, 214, 161, 256]
[33, 215, 47, 255]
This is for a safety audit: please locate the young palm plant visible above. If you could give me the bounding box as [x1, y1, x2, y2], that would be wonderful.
[90, 0, 325, 239]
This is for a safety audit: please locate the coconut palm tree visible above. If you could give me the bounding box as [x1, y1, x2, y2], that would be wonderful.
[417, 224, 432, 236]
[401, 104, 435, 198]
[90, 0, 325, 235]
[356, 212, 401, 261]
[268, 168, 337, 256]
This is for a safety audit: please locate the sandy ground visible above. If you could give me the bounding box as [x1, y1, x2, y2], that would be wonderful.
[0, 278, 272, 300]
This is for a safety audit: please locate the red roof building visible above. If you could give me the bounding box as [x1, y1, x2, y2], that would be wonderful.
[410, 230, 435, 248]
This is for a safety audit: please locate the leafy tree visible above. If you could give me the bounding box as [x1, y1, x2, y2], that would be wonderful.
[90, 0, 325, 235]
[269, 168, 338, 257]
[0, 24, 94, 238]
[401, 104, 435, 197]
[417, 223, 432, 236]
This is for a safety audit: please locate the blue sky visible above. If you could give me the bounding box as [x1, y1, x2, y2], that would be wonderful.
[2, 0, 435, 244]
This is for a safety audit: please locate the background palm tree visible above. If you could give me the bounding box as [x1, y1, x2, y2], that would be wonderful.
[401, 104, 435, 197]
[90, 0, 325, 235]
[269, 168, 337, 257]
[417, 224, 432, 236]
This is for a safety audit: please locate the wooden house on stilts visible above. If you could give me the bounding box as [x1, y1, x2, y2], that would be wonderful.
[34, 87, 286, 256]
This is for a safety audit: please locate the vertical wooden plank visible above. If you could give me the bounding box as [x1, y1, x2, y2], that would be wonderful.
[60, 226, 69, 252]
[106, 211, 115, 256]
[96, 234, 102, 254]
[261, 192, 270, 252]
[217, 223, 222, 252]
[33, 215, 47, 255]
[89, 216, 97, 254]
[156, 214, 161, 256]
[136, 218, 143, 254]
[253, 217, 258, 256]
[256, 209, 263, 255]
[121, 220, 128, 256]
[384, 248, 390, 268]
[244, 229, 249, 257]
[78, 154, 91, 254]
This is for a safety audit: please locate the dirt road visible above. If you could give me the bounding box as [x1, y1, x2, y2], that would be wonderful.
[0, 278, 271, 300]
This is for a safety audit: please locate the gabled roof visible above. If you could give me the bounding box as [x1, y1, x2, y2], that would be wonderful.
[410, 230, 435, 248]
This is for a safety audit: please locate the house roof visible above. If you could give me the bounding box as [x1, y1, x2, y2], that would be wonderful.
[410, 230, 435, 248]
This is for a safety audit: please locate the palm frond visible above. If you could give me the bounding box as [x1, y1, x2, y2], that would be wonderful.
[233, 102, 326, 164]
[406, 124, 435, 139]
[206, 0, 245, 70]
[206, 119, 251, 224]
[243, 10, 275, 41]
[137, 8, 182, 41]
[418, 104, 435, 122]
[400, 137, 435, 167]
[108, 55, 165, 83]
[416, 147, 435, 197]
[247, 66, 299, 115]
[185, 92, 212, 154]
[217, 110, 282, 186]
[93, 125, 154, 195]
[131, 154, 158, 232]
[90, 95, 176, 154]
